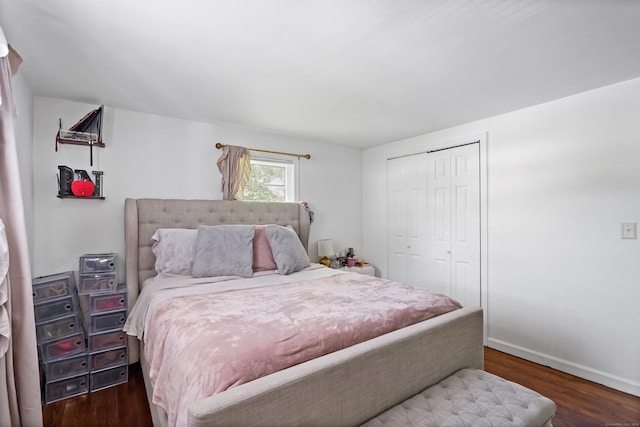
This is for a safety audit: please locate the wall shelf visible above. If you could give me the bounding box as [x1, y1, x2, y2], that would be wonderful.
[57, 139, 105, 148]
[57, 195, 106, 200]
[55, 106, 104, 166]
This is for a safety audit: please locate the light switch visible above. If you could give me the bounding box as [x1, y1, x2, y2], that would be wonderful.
[621, 222, 637, 239]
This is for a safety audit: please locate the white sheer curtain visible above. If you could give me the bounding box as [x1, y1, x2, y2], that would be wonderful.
[0, 30, 43, 427]
[216, 145, 252, 200]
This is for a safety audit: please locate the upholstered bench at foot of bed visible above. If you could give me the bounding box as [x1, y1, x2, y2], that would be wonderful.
[361, 368, 556, 427]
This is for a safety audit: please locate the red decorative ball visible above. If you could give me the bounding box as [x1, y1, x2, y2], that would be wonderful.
[71, 180, 95, 197]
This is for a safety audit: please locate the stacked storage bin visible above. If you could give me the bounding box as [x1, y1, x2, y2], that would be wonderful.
[32, 271, 89, 403]
[78, 253, 129, 392]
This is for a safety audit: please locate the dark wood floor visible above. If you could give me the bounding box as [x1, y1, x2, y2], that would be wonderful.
[42, 363, 153, 427]
[484, 348, 640, 427]
[42, 347, 640, 426]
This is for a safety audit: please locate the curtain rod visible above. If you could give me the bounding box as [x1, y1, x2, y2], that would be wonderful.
[215, 143, 311, 159]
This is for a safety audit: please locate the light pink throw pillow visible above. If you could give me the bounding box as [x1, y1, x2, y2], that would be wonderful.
[253, 225, 277, 271]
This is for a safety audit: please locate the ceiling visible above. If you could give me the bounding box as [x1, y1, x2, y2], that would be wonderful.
[2, 0, 640, 148]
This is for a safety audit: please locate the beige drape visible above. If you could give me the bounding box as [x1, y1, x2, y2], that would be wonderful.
[0, 50, 43, 426]
[216, 145, 251, 200]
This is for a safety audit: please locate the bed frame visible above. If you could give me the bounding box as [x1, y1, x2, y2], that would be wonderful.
[124, 198, 483, 426]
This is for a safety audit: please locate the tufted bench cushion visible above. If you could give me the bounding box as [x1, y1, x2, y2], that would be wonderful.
[361, 368, 556, 427]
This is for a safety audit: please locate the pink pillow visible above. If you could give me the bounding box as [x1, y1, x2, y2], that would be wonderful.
[253, 225, 277, 271]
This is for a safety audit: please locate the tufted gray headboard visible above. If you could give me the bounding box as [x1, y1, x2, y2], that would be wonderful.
[123, 198, 311, 364]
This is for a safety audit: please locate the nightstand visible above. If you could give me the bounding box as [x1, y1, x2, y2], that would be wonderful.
[339, 265, 375, 276]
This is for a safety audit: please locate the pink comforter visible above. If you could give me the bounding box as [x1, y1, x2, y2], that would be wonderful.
[145, 271, 461, 426]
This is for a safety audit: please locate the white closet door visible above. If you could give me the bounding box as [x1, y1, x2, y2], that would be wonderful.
[388, 158, 409, 284]
[426, 151, 452, 295]
[426, 144, 480, 306]
[450, 144, 481, 307]
[387, 153, 428, 287]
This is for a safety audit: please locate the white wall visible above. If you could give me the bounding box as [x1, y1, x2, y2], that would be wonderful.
[363, 77, 640, 396]
[32, 97, 362, 280]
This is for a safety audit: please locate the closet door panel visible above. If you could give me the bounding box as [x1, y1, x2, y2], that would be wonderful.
[427, 151, 452, 294]
[387, 154, 428, 287]
[450, 144, 480, 306]
[388, 160, 408, 284]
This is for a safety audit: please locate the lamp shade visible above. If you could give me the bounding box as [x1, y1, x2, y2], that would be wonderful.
[317, 239, 335, 257]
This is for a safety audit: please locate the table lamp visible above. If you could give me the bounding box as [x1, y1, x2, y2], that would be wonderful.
[317, 239, 334, 267]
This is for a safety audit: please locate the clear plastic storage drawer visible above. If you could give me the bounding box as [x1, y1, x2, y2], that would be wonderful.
[77, 273, 117, 294]
[36, 314, 82, 343]
[90, 365, 128, 392]
[45, 374, 89, 403]
[89, 310, 127, 333]
[89, 286, 127, 314]
[39, 332, 86, 363]
[33, 295, 77, 324]
[45, 353, 90, 382]
[90, 347, 128, 372]
[32, 271, 75, 304]
[79, 253, 117, 274]
[88, 330, 127, 353]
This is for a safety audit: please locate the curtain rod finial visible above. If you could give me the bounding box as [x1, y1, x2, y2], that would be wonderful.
[215, 143, 224, 149]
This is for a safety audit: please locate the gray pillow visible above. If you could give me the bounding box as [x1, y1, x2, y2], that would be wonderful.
[151, 228, 197, 276]
[192, 225, 255, 278]
[266, 225, 310, 275]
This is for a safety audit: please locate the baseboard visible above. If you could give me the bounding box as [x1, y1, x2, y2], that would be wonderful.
[487, 338, 640, 397]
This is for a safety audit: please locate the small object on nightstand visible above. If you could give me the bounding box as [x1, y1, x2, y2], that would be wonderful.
[345, 247, 357, 267]
[318, 239, 335, 267]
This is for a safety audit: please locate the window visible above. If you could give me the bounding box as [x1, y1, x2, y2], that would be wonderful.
[242, 158, 297, 202]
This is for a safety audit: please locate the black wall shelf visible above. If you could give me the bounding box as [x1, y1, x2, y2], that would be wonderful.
[57, 139, 105, 148]
[57, 195, 106, 200]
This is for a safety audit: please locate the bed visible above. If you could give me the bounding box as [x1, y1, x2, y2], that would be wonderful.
[123, 198, 484, 427]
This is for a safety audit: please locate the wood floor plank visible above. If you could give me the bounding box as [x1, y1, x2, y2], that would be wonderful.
[42, 349, 640, 426]
[42, 363, 152, 427]
[484, 347, 640, 427]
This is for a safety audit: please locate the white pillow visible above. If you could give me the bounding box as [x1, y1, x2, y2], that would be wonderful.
[151, 228, 197, 276]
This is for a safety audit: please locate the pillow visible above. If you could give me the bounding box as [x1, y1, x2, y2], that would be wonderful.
[192, 225, 255, 278]
[266, 225, 310, 275]
[253, 225, 277, 272]
[151, 228, 197, 276]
